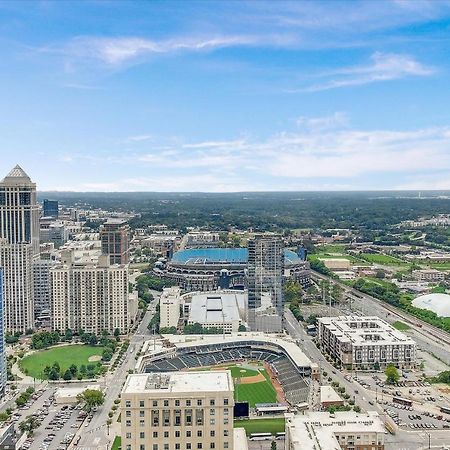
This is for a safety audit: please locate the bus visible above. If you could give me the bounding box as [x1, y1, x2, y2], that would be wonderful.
[249, 433, 272, 441]
[440, 406, 450, 415]
[393, 396, 412, 407]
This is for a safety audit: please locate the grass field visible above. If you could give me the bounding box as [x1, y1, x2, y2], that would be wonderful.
[392, 321, 411, 331]
[19, 344, 105, 379]
[111, 436, 121, 450]
[359, 253, 408, 266]
[234, 418, 285, 435]
[195, 364, 277, 407]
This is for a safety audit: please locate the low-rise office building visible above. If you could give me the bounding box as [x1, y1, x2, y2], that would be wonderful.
[285, 411, 385, 450]
[159, 286, 182, 329]
[121, 371, 234, 450]
[412, 269, 446, 282]
[318, 316, 416, 370]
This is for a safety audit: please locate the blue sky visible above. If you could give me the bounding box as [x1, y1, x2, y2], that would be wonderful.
[1, 0, 450, 191]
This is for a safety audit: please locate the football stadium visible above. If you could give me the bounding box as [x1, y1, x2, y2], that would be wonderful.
[155, 247, 311, 291]
[136, 333, 318, 407]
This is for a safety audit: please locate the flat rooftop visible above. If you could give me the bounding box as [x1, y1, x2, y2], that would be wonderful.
[320, 385, 342, 404]
[188, 292, 245, 324]
[318, 316, 416, 346]
[286, 411, 384, 449]
[123, 371, 233, 394]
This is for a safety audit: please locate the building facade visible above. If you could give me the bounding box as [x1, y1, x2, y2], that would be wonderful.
[318, 316, 417, 370]
[50, 251, 132, 334]
[33, 259, 57, 325]
[43, 199, 59, 219]
[247, 235, 284, 330]
[0, 270, 6, 397]
[100, 218, 130, 265]
[121, 371, 234, 450]
[0, 165, 39, 332]
[159, 286, 181, 329]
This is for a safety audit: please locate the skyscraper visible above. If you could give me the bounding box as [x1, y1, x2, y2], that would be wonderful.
[42, 199, 59, 219]
[0, 269, 7, 396]
[100, 218, 130, 265]
[247, 234, 284, 331]
[0, 165, 39, 332]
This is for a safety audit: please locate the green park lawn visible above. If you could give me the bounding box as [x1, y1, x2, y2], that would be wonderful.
[234, 418, 285, 435]
[19, 344, 106, 379]
[359, 253, 408, 266]
[111, 436, 121, 450]
[392, 321, 411, 331]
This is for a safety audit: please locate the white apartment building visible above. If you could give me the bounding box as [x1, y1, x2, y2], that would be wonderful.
[318, 316, 416, 369]
[159, 286, 182, 329]
[121, 371, 234, 450]
[285, 411, 385, 450]
[50, 250, 133, 334]
[33, 259, 57, 322]
[412, 269, 446, 282]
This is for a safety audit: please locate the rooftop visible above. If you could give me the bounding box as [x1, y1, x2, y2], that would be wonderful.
[286, 411, 384, 450]
[123, 371, 233, 394]
[318, 316, 415, 346]
[320, 385, 342, 404]
[1, 165, 34, 185]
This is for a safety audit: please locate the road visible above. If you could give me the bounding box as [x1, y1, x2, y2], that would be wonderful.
[284, 308, 450, 450]
[70, 290, 161, 450]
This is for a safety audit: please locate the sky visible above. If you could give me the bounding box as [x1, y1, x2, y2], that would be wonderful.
[1, 0, 450, 192]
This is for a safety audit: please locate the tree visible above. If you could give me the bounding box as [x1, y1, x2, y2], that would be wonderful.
[64, 328, 73, 341]
[63, 370, 72, 381]
[69, 364, 78, 376]
[77, 389, 105, 412]
[238, 325, 246, 332]
[48, 368, 60, 381]
[114, 328, 120, 338]
[271, 440, 277, 450]
[385, 364, 400, 385]
[373, 362, 380, 371]
[284, 280, 303, 303]
[18, 415, 39, 436]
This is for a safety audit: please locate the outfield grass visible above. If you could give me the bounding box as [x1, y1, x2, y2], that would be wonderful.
[392, 321, 411, 331]
[234, 378, 277, 406]
[111, 436, 121, 450]
[234, 418, 285, 435]
[227, 366, 260, 378]
[19, 344, 105, 379]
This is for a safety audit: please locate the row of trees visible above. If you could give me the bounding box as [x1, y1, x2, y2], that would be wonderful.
[42, 361, 105, 381]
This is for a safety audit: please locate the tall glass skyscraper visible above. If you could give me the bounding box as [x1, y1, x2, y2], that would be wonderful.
[43, 199, 59, 219]
[0, 165, 39, 332]
[247, 234, 284, 331]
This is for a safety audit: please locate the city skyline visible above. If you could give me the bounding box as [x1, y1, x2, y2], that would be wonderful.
[2, 1, 450, 191]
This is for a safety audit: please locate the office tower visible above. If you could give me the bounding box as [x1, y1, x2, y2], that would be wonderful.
[50, 250, 132, 334]
[121, 371, 234, 450]
[42, 199, 59, 219]
[0, 165, 39, 332]
[247, 234, 284, 330]
[100, 218, 130, 265]
[0, 270, 6, 396]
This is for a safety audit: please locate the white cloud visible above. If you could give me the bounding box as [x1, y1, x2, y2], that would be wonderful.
[127, 135, 153, 142]
[296, 52, 434, 92]
[296, 112, 349, 130]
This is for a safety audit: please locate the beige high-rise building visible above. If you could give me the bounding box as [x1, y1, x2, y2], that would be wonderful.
[100, 218, 130, 265]
[121, 371, 234, 450]
[159, 286, 181, 329]
[0, 165, 39, 332]
[50, 250, 132, 334]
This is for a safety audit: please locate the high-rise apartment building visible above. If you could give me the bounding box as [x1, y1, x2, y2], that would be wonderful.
[33, 259, 57, 325]
[247, 234, 284, 330]
[100, 218, 130, 265]
[42, 199, 59, 219]
[0, 165, 39, 332]
[121, 371, 234, 450]
[0, 269, 7, 396]
[50, 250, 132, 334]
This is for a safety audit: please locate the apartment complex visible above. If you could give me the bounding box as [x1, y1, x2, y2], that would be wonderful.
[159, 286, 181, 329]
[100, 218, 130, 265]
[285, 411, 385, 450]
[50, 250, 133, 334]
[121, 371, 234, 450]
[318, 316, 416, 369]
[247, 234, 284, 331]
[412, 269, 446, 282]
[0, 165, 39, 332]
[32, 259, 57, 324]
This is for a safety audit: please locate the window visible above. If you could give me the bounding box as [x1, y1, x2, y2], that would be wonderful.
[210, 444, 215, 449]
[196, 409, 204, 426]
[140, 400, 145, 407]
[186, 400, 191, 406]
[197, 444, 202, 449]
[186, 431, 191, 437]
[152, 410, 159, 427]
[197, 399, 202, 406]
[209, 399, 215, 406]
[175, 400, 180, 406]
[185, 409, 192, 426]
[197, 430, 202, 437]
[224, 430, 229, 437]
[163, 410, 170, 427]
[210, 409, 215, 416]
[224, 443, 229, 448]
[224, 418, 228, 425]
[164, 400, 169, 407]
[153, 445, 158, 450]
[153, 432, 158, 438]
[224, 398, 229, 405]
[140, 420, 145, 427]
[176, 445, 180, 450]
[153, 400, 158, 407]
[175, 431, 180, 438]
[125, 400, 131, 407]
[224, 408, 228, 415]
[140, 410, 145, 417]
[126, 411, 131, 417]
[126, 420, 131, 427]
[126, 446, 131, 450]
[210, 431, 215, 437]
[210, 419, 215, 425]
[187, 445, 191, 450]
[140, 446, 145, 450]
[140, 432, 145, 439]
[126, 433, 131, 439]
[164, 431, 169, 438]
[175, 409, 182, 426]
